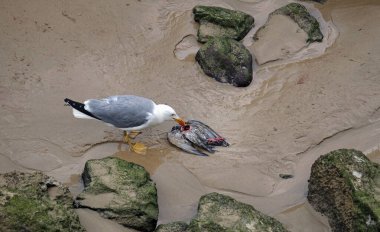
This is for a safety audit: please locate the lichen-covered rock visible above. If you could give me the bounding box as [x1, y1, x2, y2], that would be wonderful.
[252, 2, 324, 64]
[193, 5, 254, 43]
[307, 149, 380, 232]
[271, 3, 323, 42]
[196, 37, 253, 87]
[76, 157, 158, 232]
[155, 221, 188, 232]
[0, 171, 85, 232]
[188, 192, 288, 232]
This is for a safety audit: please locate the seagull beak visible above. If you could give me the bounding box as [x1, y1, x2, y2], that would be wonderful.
[174, 117, 186, 126]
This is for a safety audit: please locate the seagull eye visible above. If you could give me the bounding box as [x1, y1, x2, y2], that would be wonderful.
[171, 113, 175, 117]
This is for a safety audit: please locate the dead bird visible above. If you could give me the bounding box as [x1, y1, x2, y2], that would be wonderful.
[181, 125, 215, 153]
[167, 125, 208, 156]
[167, 120, 228, 156]
[186, 120, 229, 147]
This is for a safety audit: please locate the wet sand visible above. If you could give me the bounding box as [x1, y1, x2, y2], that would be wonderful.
[1, 0, 380, 231]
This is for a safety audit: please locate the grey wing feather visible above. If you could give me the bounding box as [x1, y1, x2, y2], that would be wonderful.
[174, 139, 208, 157]
[167, 129, 208, 157]
[85, 95, 154, 128]
[188, 120, 229, 147]
[183, 131, 215, 153]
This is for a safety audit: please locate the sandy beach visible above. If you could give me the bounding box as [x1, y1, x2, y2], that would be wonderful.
[1, 0, 379, 231]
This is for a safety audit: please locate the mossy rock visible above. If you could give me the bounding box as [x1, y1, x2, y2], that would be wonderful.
[308, 149, 380, 232]
[193, 5, 254, 43]
[76, 157, 158, 232]
[0, 171, 85, 232]
[155, 221, 188, 232]
[271, 3, 323, 42]
[187, 192, 288, 232]
[195, 37, 253, 87]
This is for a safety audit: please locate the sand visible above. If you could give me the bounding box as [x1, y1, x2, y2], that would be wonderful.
[1, 0, 379, 231]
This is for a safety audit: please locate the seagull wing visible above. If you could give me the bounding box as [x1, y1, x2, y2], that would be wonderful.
[85, 95, 155, 129]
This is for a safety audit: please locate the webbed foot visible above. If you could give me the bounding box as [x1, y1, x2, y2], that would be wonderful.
[131, 142, 147, 155]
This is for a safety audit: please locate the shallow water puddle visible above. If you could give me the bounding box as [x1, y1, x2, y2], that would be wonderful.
[66, 174, 84, 197]
[114, 147, 172, 175]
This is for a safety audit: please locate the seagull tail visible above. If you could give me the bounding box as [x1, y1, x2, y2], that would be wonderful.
[64, 98, 100, 120]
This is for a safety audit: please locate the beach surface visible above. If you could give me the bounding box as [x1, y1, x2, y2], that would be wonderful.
[1, 0, 379, 231]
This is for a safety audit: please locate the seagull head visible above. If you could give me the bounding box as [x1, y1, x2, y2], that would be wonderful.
[156, 104, 186, 126]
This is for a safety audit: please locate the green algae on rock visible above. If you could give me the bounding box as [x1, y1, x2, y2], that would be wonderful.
[188, 192, 289, 232]
[193, 5, 254, 43]
[76, 157, 158, 232]
[271, 3, 323, 42]
[195, 37, 253, 87]
[155, 221, 188, 232]
[308, 149, 380, 232]
[0, 171, 85, 232]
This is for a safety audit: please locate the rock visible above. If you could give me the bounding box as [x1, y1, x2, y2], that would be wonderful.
[0, 171, 85, 232]
[76, 157, 158, 232]
[271, 3, 323, 43]
[307, 149, 380, 232]
[193, 5, 254, 43]
[279, 174, 294, 179]
[252, 3, 323, 65]
[188, 192, 289, 232]
[154, 193, 289, 232]
[155, 221, 188, 232]
[195, 37, 253, 87]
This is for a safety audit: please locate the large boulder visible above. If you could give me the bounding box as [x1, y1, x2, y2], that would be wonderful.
[188, 192, 288, 232]
[75, 157, 158, 232]
[252, 3, 323, 65]
[0, 171, 85, 232]
[193, 5, 254, 43]
[196, 37, 253, 87]
[308, 149, 380, 232]
[271, 3, 323, 43]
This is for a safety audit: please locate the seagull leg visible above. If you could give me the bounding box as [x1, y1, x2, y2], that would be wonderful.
[124, 131, 133, 146]
[123, 131, 147, 155]
[128, 131, 142, 139]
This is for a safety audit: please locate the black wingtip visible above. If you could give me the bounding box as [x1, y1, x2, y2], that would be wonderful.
[64, 98, 77, 107]
[64, 98, 81, 108]
[64, 97, 101, 120]
[64, 98, 71, 105]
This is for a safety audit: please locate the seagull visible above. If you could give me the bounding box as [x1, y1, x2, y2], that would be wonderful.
[64, 95, 186, 154]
